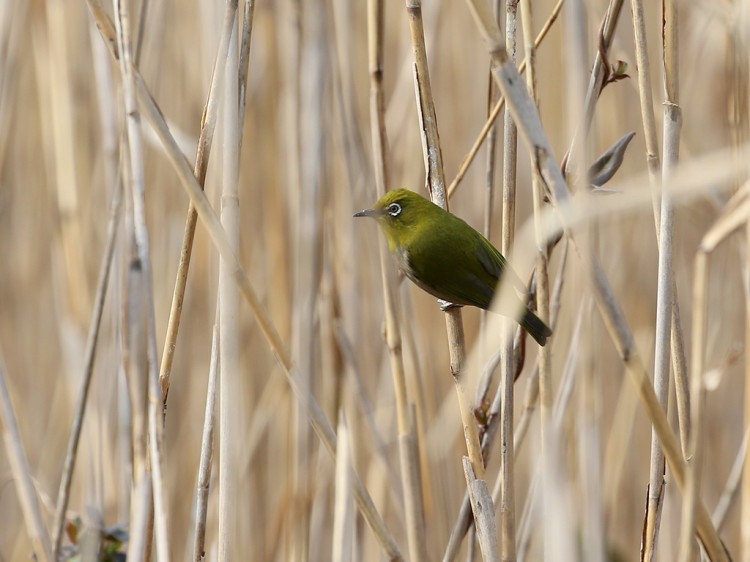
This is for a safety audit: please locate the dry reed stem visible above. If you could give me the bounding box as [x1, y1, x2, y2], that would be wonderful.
[159, 1, 238, 418]
[463, 457, 499, 561]
[679, 250, 708, 562]
[218, 13, 241, 559]
[515, 301, 585, 561]
[81, 6, 402, 552]
[0, 355, 52, 562]
[630, 0, 690, 462]
[113, 0, 168, 556]
[193, 325, 219, 561]
[713, 426, 750, 531]
[333, 414, 355, 562]
[51, 183, 122, 559]
[522, 0, 555, 556]
[644, 0, 683, 552]
[463, 1, 729, 558]
[369, 1, 428, 560]
[405, 0, 485, 489]
[498, 0, 518, 558]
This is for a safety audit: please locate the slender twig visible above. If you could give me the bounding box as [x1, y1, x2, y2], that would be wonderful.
[713, 427, 750, 532]
[630, 0, 690, 467]
[51, 180, 122, 559]
[369, 2, 428, 560]
[0, 354, 53, 562]
[644, 0, 682, 554]
[463, 457, 499, 561]
[193, 325, 219, 561]
[158, 0, 238, 418]
[112, 0, 168, 557]
[218, 11, 241, 559]
[332, 414, 355, 562]
[496, 1, 519, 559]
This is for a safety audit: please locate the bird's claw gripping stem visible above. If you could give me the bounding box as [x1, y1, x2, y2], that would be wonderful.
[438, 299, 461, 312]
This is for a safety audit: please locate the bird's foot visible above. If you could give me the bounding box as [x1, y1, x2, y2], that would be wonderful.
[438, 299, 462, 312]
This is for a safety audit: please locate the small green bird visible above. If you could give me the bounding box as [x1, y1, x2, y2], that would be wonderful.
[354, 188, 552, 346]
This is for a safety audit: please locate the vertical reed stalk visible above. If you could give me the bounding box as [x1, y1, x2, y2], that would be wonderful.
[158, 0, 238, 418]
[112, 0, 168, 556]
[644, 0, 682, 555]
[0, 355, 52, 562]
[497, 1, 518, 558]
[369, 1, 428, 560]
[193, 325, 219, 561]
[218, 12, 240, 559]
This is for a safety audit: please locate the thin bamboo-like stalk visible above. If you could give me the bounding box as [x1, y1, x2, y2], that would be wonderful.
[193, 325, 219, 561]
[516, 301, 585, 562]
[644, 0, 682, 554]
[462, 457, 499, 561]
[50, 182, 122, 559]
[713, 428, 750, 532]
[678, 250, 707, 562]
[45, 0, 91, 323]
[158, 0, 238, 417]
[498, 1, 518, 558]
[630, 0, 691, 463]
[333, 414, 355, 562]
[291, 2, 327, 558]
[218, 13, 241, 560]
[0, 355, 52, 562]
[112, 0, 168, 557]
[404, 0, 485, 487]
[368, 1, 428, 560]
[521, 0, 556, 557]
[462, 2, 729, 558]
[447, 0, 565, 199]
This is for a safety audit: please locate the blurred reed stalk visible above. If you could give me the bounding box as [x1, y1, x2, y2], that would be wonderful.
[112, 0, 169, 557]
[193, 325, 219, 561]
[157, 0, 237, 419]
[218, 8, 241, 559]
[50, 179, 122, 560]
[644, 0, 683, 555]
[369, 1, 427, 561]
[498, 0, 519, 558]
[0, 354, 52, 562]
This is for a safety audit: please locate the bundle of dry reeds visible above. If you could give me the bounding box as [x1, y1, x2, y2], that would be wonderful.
[1, 1, 749, 560]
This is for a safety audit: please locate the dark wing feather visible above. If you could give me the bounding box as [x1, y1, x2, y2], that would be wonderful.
[475, 240, 526, 292]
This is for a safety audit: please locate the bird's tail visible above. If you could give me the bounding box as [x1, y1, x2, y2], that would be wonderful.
[521, 308, 552, 347]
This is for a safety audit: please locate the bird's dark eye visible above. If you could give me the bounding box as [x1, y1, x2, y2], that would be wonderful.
[387, 203, 402, 217]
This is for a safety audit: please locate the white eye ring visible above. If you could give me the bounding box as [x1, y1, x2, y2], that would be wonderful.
[387, 203, 402, 217]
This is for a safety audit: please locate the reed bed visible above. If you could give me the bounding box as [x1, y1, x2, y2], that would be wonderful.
[0, 1, 748, 560]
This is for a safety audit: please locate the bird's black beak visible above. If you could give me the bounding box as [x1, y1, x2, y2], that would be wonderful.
[353, 208, 379, 218]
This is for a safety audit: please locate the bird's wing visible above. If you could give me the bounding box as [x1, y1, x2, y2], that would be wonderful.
[474, 239, 526, 292]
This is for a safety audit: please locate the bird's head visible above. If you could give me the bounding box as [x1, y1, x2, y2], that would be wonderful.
[354, 189, 435, 251]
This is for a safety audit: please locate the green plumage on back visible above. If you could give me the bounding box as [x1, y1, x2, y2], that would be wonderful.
[354, 189, 552, 346]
